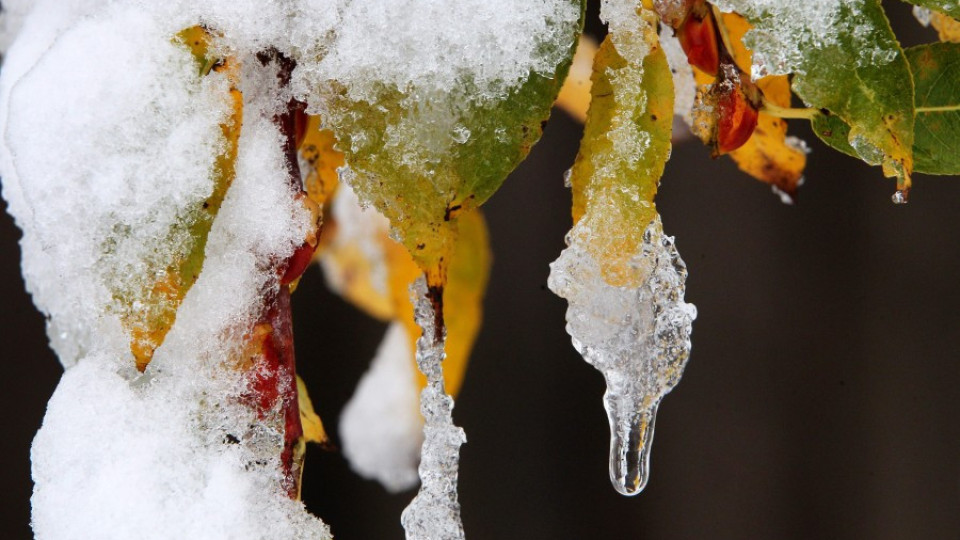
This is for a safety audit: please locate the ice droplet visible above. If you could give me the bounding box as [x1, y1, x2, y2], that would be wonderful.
[563, 168, 573, 188]
[891, 189, 909, 204]
[401, 277, 466, 540]
[607, 393, 659, 495]
[548, 215, 696, 496]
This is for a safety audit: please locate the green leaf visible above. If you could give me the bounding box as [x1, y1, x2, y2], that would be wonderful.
[810, 43, 960, 175]
[722, 0, 915, 187]
[810, 112, 857, 160]
[321, 1, 583, 283]
[901, 0, 960, 21]
[906, 42, 960, 175]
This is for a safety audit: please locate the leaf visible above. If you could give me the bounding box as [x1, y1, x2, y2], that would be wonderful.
[321, 1, 583, 286]
[906, 42, 960, 174]
[810, 111, 858, 158]
[569, 10, 673, 287]
[121, 27, 241, 371]
[811, 42, 960, 175]
[719, 0, 915, 191]
[300, 114, 344, 210]
[319, 187, 490, 398]
[555, 35, 598, 123]
[720, 13, 806, 199]
[931, 12, 960, 42]
[297, 375, 329, 445]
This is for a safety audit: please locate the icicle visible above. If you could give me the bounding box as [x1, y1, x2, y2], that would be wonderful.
[401, 277, 466, 540]
[549, 215, 696, 495]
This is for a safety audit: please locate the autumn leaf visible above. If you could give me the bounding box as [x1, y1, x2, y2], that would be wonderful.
[718, 0, 915, 194]
[930, 12, 960, 42]
[319, 187, 491, 398]
[569, 10, 673, 287]
[555, 35, 598, 123]
[320, 1, 583, 287]
[719, 13, 806, 200]
[118, 27, 242, 371]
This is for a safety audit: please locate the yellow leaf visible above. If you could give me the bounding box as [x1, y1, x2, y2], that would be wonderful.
[569, 13, 673, 287]
[297, 375, 329, 445]
[319, 189, 490, 398]
[300, 115, 344, 210]
[126, 27, 242, 371]
[555, 35, 598, 123]
[932, 12, 960, 42]
[720, 13, 806, 198]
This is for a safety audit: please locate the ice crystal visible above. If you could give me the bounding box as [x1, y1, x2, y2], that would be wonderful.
[549, 215, 696, 495]
[401, 277, 466, 540]
[660, 25, 696, 127]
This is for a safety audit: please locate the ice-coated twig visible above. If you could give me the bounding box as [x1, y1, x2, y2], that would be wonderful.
[401, 276, 466, 540]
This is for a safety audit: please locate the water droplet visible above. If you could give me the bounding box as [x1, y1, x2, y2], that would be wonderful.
[451, 125, 471, 144]
[605, 392, 659, 496]
[891, 190, 908, 204]
[563, 168, 573, 189]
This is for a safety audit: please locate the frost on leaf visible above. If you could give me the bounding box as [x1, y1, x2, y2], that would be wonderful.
[303, 0, 582, 284]
[548, 5, 696, 496]
[720, 13, 806, 201]
[1, 2, 331, 536]
[714, 0, 915, 198]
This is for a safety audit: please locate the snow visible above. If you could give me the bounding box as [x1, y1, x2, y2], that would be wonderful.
[401, 278, 466, 540]
[1, 0, 581, 535]
[340, 322, 423, 493]
[712, 0, 900, 80]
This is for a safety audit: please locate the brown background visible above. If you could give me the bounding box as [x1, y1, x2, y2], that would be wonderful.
[1, 2, 957, 538]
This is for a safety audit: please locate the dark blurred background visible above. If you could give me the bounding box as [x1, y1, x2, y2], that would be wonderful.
[2, 2, 958, 538]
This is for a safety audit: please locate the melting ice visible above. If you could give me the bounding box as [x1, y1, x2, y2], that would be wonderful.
[549, 215, 696, 495]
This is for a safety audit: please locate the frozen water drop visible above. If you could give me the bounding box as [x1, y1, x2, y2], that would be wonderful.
[563, 168, 573, 188]
[606, 393, 659, 496]
[891, 190, 909, 204]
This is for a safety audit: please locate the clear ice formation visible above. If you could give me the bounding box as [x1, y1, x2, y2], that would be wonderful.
[549, 215, 697, 495]
[401, 277, 467, 540]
